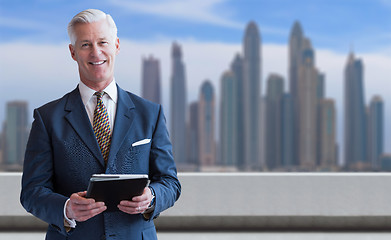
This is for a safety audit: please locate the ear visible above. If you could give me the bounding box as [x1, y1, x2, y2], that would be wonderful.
[115, 38, 120, 55]
[69, 44, 77, 61]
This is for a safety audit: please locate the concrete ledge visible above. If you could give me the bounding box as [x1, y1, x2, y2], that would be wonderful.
[155, 216, 391, 231]
[2, 172, 391, 230]
[3, 215, 391, 231]
[0, 216, 46, 231]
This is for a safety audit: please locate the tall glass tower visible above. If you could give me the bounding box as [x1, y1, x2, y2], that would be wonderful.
[289, 21, 304, 166]
[298, 38, 318, 170]
[344, 52, 367, 170]
[281, 93, 294, 168]
[367, 95, 384, 170]
[220, 71, 237, 168]
[142, 55, 161, 104]
[265, 74, 284, 170]
[4, 101, 28, 169]
[319, 99, 337, 170]
[187, 102, 199, 169]
[230, 54, 245, 170]
[243, 21, 261, 170]
[170, 42, 187, 165]
[199, 80, 216, 168]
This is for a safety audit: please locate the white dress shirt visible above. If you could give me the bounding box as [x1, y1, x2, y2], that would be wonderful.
[78, 79, 118, 131]
[64, 79, 118, 229]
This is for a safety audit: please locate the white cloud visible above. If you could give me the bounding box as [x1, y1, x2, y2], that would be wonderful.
[1, 39, 390, 153]
[110, 0, 243, 29]
[0, 16, 45, 30]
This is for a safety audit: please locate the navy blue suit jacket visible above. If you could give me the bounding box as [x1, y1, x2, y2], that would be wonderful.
[20, 85, 181, 240]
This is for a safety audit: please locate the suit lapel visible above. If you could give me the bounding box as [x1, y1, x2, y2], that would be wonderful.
[64, 87, 106, 167]
[107, 85, 136, 162]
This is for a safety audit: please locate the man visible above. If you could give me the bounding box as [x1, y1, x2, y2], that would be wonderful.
[20, 9, 181, 240]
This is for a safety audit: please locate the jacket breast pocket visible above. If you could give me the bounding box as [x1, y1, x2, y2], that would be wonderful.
[117, 142, 151, 173]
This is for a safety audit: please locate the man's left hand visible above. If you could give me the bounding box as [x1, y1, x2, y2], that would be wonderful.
[118, 187, 153, 214]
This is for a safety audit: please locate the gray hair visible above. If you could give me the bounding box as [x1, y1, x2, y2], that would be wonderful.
[67, 9, 118, 45]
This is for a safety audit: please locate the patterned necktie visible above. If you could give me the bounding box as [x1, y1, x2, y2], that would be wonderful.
[93, 92, 111, 164]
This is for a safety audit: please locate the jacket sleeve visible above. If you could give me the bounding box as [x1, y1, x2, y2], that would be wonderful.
[147, 105, 181, 220]
[20, 108, 71, 236]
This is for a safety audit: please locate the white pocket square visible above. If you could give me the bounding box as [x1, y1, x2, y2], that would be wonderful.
[132, 138, 151, 147]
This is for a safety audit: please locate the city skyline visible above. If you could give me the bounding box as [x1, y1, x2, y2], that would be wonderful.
[1, 1, 391, 160]
[2, 19, 389, 171]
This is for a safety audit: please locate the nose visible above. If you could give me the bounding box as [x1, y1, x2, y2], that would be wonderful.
[90, 44, 102, 57]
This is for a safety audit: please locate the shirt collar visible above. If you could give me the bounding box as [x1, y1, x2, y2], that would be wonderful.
[79, 79, 118, 106]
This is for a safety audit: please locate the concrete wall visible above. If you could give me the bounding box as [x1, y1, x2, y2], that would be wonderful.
[2, 172, 391, 230]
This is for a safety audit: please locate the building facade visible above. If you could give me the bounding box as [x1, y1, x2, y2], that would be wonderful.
[289, 21, 304, 167]
[319, 99, 337, 170]
[142, 55, 161, 104]
[367, 95, 384, 170]
[220, 71, 237, 168]
[265, 74, 284, 170]
[230, 53, 245, 170]
[344, 52, 367, 170]
[186, 102, 199, 171]
[297, 38, 318, 170]
[243, 21, 261, 170]
[170, 42, 187, 166]
[281, 93, 294, 168]
[2, 101, 28, 171]
[198, 81, 216, 169]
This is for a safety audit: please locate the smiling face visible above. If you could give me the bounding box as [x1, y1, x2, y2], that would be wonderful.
[69, 19, 120, 91]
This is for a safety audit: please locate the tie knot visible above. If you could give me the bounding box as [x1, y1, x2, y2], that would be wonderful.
[95, 91, 105, 100]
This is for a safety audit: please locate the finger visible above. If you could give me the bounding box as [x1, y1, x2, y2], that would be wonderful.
[118, 200, 146, 213]
[77, 191, 87, 197]
[72, 201, 105, 212]
[132, 187, 150, 202]
[117, 204, 146, 215]
[72, 202, 106, 220]
[70, 192, 95, 205]
[132, 195, 148, 202]
[119, 199, 150, 208]
[75, 205, 107, 221]
[119, 200, 138, 207]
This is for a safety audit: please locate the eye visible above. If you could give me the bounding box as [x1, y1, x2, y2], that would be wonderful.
[100, 41, 108, 45]
[81, 43, 90, 48]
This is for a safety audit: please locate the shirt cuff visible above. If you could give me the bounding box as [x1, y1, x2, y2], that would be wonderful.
[64, 199, 77, 228]
[143, 204, 155, 220]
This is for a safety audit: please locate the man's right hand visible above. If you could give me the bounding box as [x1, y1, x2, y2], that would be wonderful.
[66, 191, 107, 222]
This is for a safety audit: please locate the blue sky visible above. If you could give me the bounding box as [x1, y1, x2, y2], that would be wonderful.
[1, 0, 391, 52]
[1, 0, 391, 156]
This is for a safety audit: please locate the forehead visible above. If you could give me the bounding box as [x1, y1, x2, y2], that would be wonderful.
[73, 20, 111, 41]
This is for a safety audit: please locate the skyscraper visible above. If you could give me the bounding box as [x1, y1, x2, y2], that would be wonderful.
[187, 102, 199, 170]
[316, 73, 325, 166]
[380, 154, 391, 171]
[367, 95, 384, 170]
[289, 21, 304, 166]
[170, 42, 187, 166]
[230, 53, 245, 170]
[220, 71, 237, 168]
[281, 93, 294, 168]
[243, 21, 261, 170]
[142, 55, 161, 104]
[0, 127, 3, 167]
[344, 52, 367, 170]
[199, 80, 216, 169]
[265, 74, 284, 170]
[297, 38, 318, 170]
[319, 99, 337, 170]
[3, 101, 28, 171]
